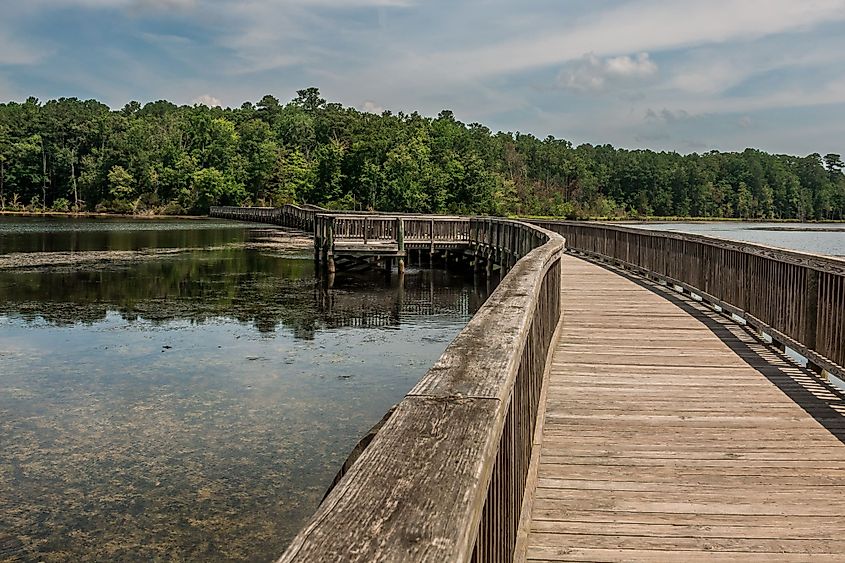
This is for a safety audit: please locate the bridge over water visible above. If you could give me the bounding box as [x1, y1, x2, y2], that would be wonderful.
[211, 205, 845, 562]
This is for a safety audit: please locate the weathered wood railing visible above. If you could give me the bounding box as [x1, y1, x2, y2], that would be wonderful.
[211, 206, 473, 260]
[534, 220, 845, 377]
[210, 204, 319, 232]
[314, 215, 470, 241]
[311, 214, 473, 274]
[279, 218, 564, 562]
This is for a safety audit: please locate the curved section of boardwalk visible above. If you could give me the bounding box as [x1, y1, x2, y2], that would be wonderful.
[526, 255, 845, 562]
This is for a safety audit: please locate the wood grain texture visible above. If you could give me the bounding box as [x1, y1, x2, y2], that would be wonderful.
[524, 255, 845, 562]
[279, 396, 501, 563]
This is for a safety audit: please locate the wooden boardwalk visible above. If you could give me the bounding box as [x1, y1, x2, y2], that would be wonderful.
[525, 255, 845, 562]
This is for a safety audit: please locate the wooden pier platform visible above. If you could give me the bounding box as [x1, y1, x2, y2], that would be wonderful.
[524, 255, 845, 562]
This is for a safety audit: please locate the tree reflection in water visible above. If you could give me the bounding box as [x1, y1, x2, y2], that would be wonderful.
[0, 248, 491, 337]
[0, 226, 493, 561]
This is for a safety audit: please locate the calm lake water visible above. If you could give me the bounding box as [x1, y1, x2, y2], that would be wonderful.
[0, 216, 491, 562]
[625, 221, 845, 257]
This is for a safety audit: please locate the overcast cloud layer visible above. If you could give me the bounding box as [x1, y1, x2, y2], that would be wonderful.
[1, 0, 843, 155]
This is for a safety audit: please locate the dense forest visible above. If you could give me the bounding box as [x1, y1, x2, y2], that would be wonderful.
[0, 88, 843, 219]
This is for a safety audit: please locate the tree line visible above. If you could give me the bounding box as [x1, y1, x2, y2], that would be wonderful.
[1, 88, 843, 219]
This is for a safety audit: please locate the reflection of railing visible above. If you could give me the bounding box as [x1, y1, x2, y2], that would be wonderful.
[534, 220, 845, 378]
[314, 278, 486, 329]
[280, 217, 565, 563]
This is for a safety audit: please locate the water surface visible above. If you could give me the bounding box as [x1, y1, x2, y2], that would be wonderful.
[0, 217, 490, 562]
[0, 216, 249, 254]
[625, 221, 844, 257]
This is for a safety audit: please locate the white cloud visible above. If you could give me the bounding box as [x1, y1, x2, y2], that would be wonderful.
[192, 94, 222, 107]
[604, 53, 658, 77]
[291, 0, 412, 5]
[669, 59, 748, 95]
[666, 40, 845, 97]
[131, 0, 197, 10]
[19, 0, 198, 9]
[0, 29, 48, 65]
[647, 77, 845, 118]
[559, 52, 657, 91]
[645, 108, 695, 123]
[361, 100, 384, 113]
[416, 0, 845, 79]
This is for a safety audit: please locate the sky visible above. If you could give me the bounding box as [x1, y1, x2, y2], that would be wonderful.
[1, 0, 844, 156]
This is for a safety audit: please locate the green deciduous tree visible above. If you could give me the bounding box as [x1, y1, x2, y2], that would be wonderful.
[0, 90, 843, 219]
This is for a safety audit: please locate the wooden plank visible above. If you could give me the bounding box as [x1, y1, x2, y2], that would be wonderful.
[529, 510, 842, 528]
[527, 546, 845, 562]
[530, 519, 841, 540]
[528, 531, 845, 553]
[524, 254, 845, 561]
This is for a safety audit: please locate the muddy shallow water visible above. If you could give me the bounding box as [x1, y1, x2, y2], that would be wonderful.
[0, 217, 491, 562]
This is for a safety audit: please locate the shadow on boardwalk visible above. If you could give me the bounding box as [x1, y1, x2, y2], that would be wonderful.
[587, 255, 845, 445]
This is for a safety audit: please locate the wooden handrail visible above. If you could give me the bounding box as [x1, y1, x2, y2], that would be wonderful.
[278, 218, 564, 562]
[210, 204, 325, 232]
[533, 220, 845, 378]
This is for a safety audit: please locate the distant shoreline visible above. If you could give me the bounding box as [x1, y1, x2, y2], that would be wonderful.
[616, 217, 845, 224]
[3, 209, 845, 224]
[524, 215, 845, 224]
[0, 210, 209, 220]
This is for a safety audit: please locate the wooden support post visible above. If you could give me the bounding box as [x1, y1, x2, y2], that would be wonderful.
[493, 221, 499, 266]
[429, 218, 435, 269]
[314, 216, 322, 265]
[397, 217, 405, 275]
[326, 217, 336, 274]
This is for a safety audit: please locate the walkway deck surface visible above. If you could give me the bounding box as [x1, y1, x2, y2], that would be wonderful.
[525, 255, 845, 562]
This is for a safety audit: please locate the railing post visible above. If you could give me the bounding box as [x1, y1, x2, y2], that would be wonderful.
[429, 218, 435, 265]
[485, 218, 493, 276]
[314, 216, 322, 265]
[326, 217, 336, 274]
[397, 217, 405, 275]
[804, 269, 819, 351]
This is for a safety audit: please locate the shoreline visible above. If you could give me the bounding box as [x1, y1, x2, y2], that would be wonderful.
[3, 209, 844, 224]
[0, 210, 209, 220]
[524, 215, 845, 224]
